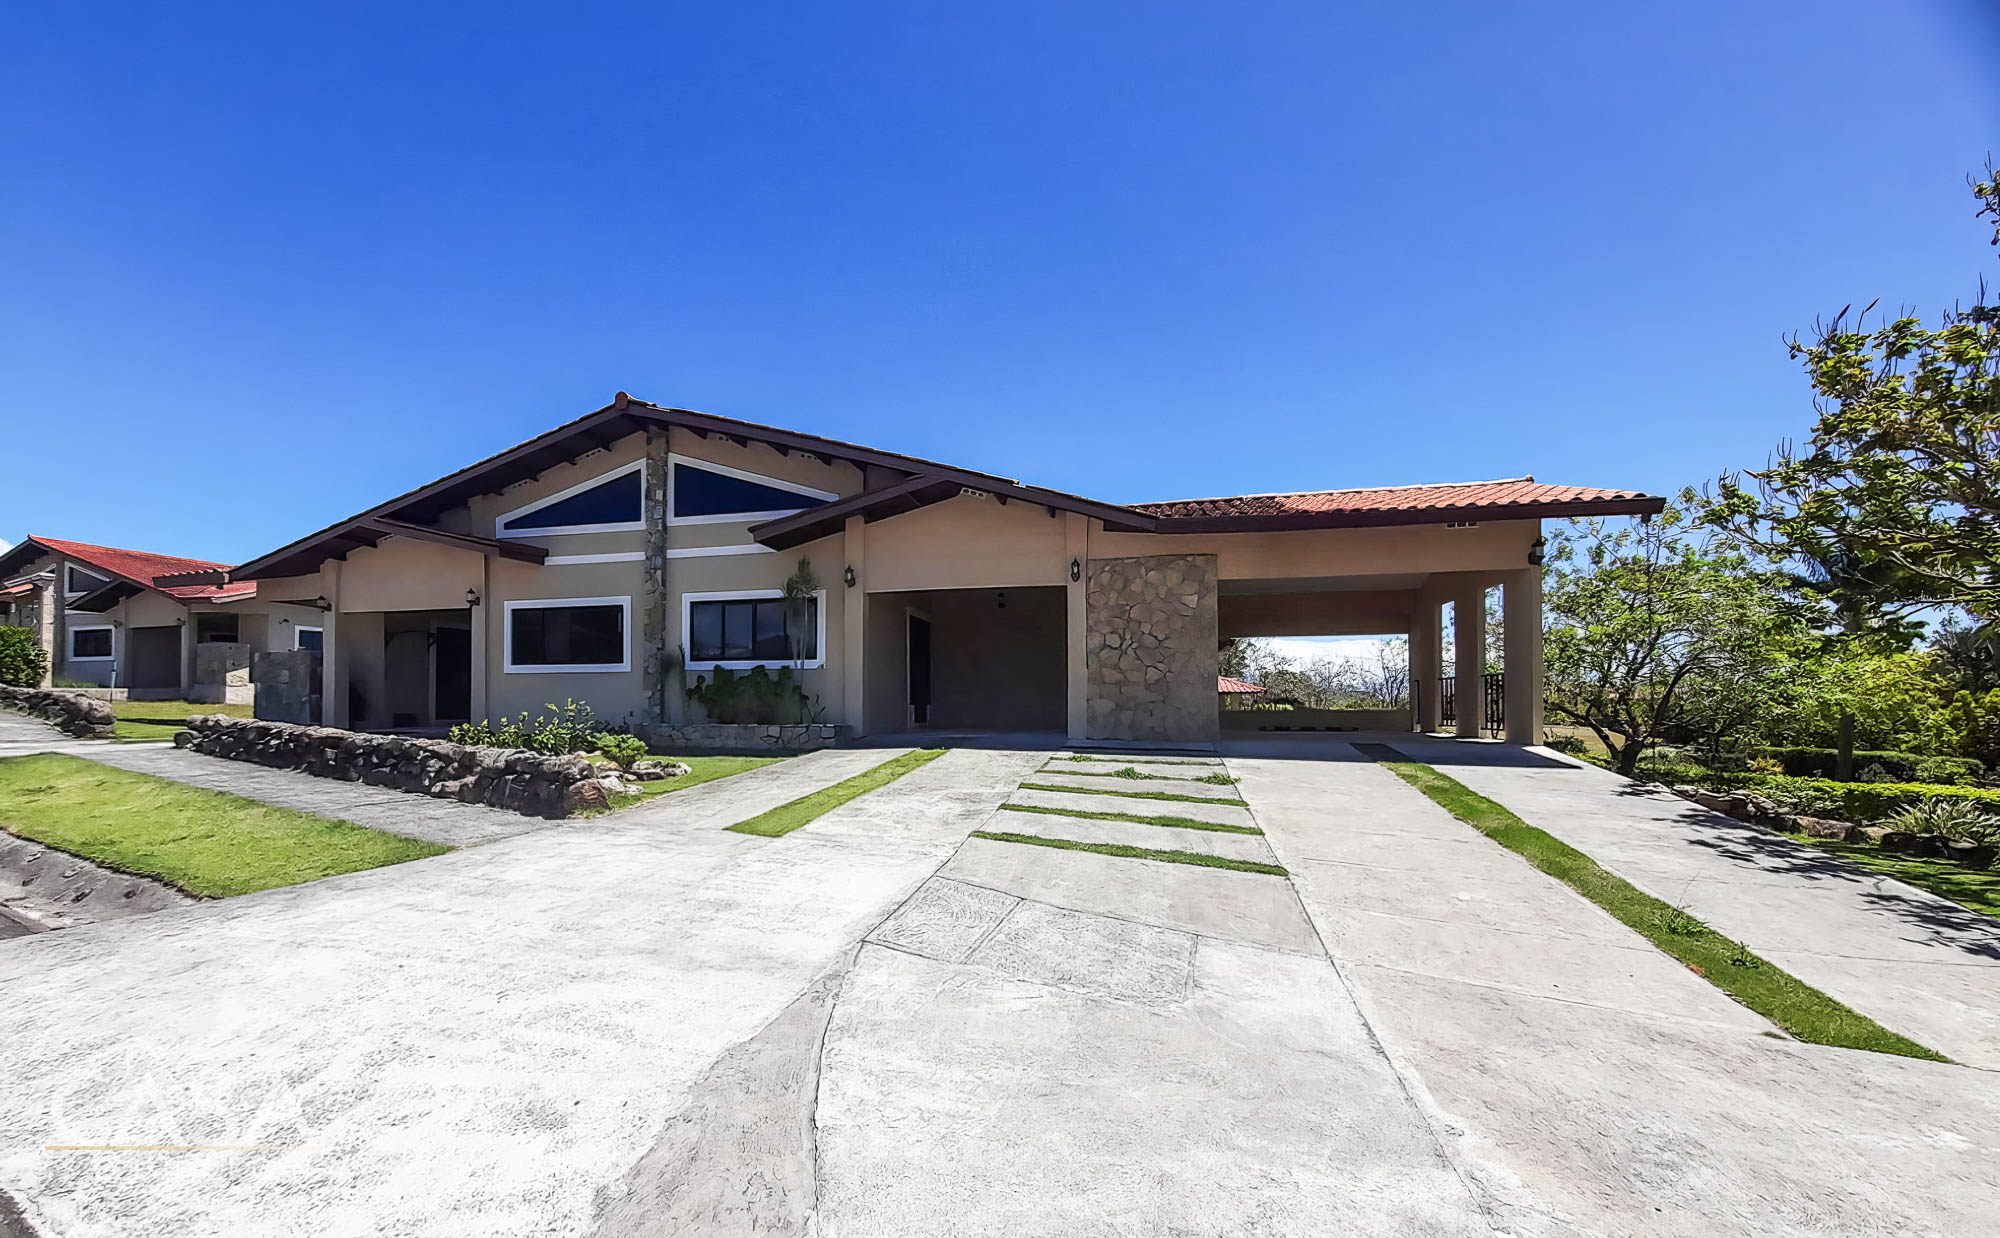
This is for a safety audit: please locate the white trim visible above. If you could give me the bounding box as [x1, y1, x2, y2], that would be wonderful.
[665, 544, 777, 560]
[68, 623, 115, 661]
[666, 453, 838, 527]
[495, 459, 647, 540]
[543, 551, 648, 566]
[502, 595, 632, 674]
[294, 625, 323, 651]
[682, 588, 827, 671]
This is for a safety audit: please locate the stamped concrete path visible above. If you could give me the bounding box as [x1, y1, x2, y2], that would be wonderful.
[1393, 738, 2000, 1071]
[1234, 740, 2000, 1236]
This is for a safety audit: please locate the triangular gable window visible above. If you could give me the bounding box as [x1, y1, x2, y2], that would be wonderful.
[499, 466, 643, 533]
[672, 462, 831, 520]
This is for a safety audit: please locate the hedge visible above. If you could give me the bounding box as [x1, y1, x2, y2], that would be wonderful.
[1685, 772, 2000, 823]
[1751, 746, 1986, 786]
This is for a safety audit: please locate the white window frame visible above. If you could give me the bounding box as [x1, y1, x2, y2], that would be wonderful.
[68, 624, 115, 662]
[683, 588, 828, 671]
[494, 460, 647, 540]
[502, 595, 632, 674]
[294, 625, 324, 651]
[666, 454, 838, 527]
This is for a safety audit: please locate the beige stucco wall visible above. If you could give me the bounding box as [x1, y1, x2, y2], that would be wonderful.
[1093, 518, 1542, 581]
[1218, 589, 1417, 638]
[865, 494, 1070, 593]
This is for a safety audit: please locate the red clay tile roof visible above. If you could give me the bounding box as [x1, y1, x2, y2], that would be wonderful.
[20, 537, 252, 601]
[1217, 676, 1266, 694]
[1135, 477, 1658, 521]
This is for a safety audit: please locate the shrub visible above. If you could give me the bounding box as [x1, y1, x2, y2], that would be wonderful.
[595, 731, 648, 771]
[1544, 734, 1589, 757]
[1681, 771, 2000, 824]
[1750, 746, 1986, 786]
[0, 627, 48, 688]
[686, 666, 814, 724]
[448, 701, 598, 753]
[1883, 799, 2000, 846]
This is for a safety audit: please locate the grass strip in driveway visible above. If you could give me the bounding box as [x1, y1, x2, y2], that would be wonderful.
[999, 802, 1263, 835]
[1052, 754, 1219, 766]
[1017, 781, 1247, 807]
[727, 749, 944, 837]
[972, 829, 1287, 876]
[0, 753, 449, 897]
[1358, 746, 1946, 1062]
[1042, 765, 1239, 786]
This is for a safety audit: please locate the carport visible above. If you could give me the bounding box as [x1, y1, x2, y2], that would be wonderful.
[863, 586, 1066, 734]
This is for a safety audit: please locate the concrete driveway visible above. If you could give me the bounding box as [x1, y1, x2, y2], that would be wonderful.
[3, 734, 1998, 1235]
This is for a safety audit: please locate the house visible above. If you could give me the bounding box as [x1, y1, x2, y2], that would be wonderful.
[197, 393, 1661, 745]
[0, 537, 324, 700]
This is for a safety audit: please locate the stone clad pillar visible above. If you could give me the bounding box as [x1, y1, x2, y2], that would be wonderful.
[1503, 566, 1544, 745]
[1454, 579, 1484, 738]
[1064, 512, 1089, 742]
[842, 515, 867, 734]
[1084, 554, 1218, 743]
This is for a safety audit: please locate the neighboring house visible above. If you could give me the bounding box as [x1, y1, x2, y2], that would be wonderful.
[0, 537, 323, 700]
[1217, 676, 1267, 709]
[195, 393, 1663, 744]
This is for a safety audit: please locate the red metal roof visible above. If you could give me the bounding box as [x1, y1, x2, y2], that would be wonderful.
[1217, 676, 1266, 694]
[18, 537, 253, 601]
[1135, 477, 1657, 520]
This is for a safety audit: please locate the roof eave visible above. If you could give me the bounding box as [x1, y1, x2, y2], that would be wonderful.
[1151, 495, 1666, 534]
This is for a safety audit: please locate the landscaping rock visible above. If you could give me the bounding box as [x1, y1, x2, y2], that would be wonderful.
[0, 685, 116, 738]
[1790, 816, 1860, 842]
[1945, 842, 1996, 870]
[629, 759, 690, 781]
[1879, 831, 1917, 853]
[632, 723, 845, 753]
[176, 715, 597, 818]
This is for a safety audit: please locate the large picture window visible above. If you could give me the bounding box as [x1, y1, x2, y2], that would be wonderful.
[684, 591, 824, 669]
[504, 597, 630, 673]
[69, 626, 113, 660]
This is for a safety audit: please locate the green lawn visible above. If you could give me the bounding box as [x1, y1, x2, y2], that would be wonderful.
[728, 749, 944, 837]
[1359, 747, 1946, 1062]
[594, 753, 788, 813]
[1017, 781, 1249, 807]
[1781, 832, 2000, 922]
[108, 699, 253, 743]
[997, 801, 1265, 835]
[971, 829, 1288, 876]
[0, 753, 447, 897]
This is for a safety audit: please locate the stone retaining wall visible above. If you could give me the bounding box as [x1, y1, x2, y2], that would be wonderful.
[633, 722, 846, 752]
[176, 715, 598, 818]
[0, 685, 117, 738]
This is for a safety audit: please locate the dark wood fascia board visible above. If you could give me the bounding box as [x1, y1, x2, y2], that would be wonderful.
[1147, 495, 1667, 535]
[364, 518, 550, 564]
[66, 579, 145, 613]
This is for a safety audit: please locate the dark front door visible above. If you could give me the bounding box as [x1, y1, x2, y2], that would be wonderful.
[434, 626, 472, 722]
[127, 625, 181, 690]
[907, 614, 932, 726]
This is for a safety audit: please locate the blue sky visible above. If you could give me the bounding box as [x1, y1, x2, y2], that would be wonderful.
[2, 1, 1995, 565]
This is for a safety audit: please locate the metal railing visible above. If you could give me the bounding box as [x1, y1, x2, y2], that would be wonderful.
[1436, 672, 1505, 734]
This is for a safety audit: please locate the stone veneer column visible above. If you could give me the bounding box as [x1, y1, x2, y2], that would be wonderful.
[1084, 554, 1219, 743]
[641, 426, 671, 723]
[1064, 513, 1089, 741]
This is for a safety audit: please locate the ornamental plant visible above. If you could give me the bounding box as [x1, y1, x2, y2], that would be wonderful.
[0, 627, 47, 688]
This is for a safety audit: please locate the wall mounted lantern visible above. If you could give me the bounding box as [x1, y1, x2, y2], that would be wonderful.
[465, 588, 482, 607]
[1069, 558, 1081, 582]
[1527, 536, 1547, 567]
[843, 565, 856, 588]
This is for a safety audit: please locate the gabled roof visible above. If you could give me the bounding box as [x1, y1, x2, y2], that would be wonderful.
[225, 394, 1667, 578]
[1217, 676, 1266, 694]
[1134, 478, 1662, 529]
[0, 536, 259, 610]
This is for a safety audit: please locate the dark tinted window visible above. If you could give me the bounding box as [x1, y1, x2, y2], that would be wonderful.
[510, 604, 625, 666]
[71, 628, 112, 658]
[501, 470, 642, 532]
[296, 629, 324, 653]
[672, 463, 828, 519]
[689, 597, 818, 662]
[199, 615, 239, 644]
[66, 566, 109, 593]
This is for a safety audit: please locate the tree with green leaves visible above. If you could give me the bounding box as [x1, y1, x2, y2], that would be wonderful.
[1711, 165, 2000, 628]
[1543, 497, 1817, 775]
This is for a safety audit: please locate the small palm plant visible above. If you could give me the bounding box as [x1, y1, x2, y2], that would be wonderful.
[1883, 799, 2000, 846]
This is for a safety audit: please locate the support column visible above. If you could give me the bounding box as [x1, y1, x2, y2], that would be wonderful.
[321, 561, 344, 729]
[1410, 590, 1442, 733]
[1063, 512, 1089, 742]
[842, 515, 867, 735]
[1454, 578, 1485, 738]
[178, 613, 193, 698]
[470, 555, 491, 724]
[1503, 565, 1544, 745]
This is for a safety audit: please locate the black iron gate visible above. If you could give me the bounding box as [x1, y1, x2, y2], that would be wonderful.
[1437, 672, 1505, 733]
